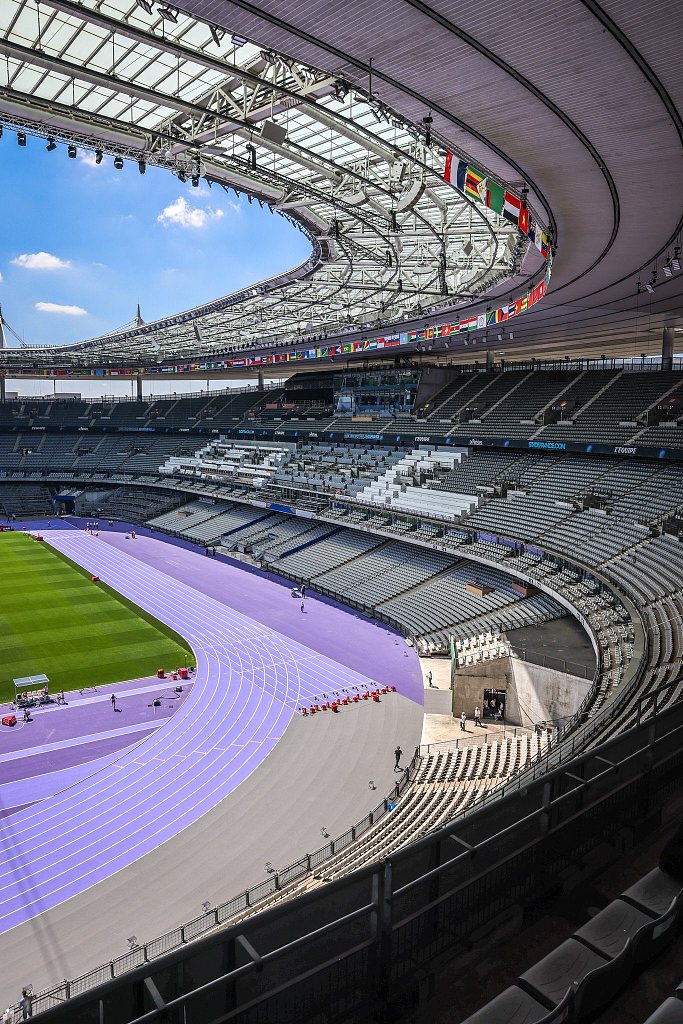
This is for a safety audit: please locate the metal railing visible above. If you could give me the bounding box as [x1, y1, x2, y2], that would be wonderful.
[23, 690, 683, 1024]
[16, 747, 422, 1017]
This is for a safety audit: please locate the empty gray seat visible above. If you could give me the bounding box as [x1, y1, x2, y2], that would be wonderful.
[574, 898, 653, 960]
[622, 867, 683, 921]
[459, 983, 573, 1023]
[520, 938, 607, 1008]
[642, 998, 683, 1024]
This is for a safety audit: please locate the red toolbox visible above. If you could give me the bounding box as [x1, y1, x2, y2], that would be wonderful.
[2, 714, 17, 727]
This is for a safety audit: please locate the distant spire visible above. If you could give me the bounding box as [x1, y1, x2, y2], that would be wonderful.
[134, 303, 144, 328]
[0, 306, 5, 350]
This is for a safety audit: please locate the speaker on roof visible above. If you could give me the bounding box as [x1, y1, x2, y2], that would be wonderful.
[260, 120, 288, 146]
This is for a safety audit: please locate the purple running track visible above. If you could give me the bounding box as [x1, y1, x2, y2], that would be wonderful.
[0, 520, 423, 936]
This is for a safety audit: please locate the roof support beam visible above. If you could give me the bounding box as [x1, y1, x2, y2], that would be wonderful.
[0, 38, 249, 131]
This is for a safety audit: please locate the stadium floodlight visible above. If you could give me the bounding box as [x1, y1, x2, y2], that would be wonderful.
[246, 142, 256, 170]
[177, 169, 187, 182]
[157, 5, 178, 22]
[67, 144, 77, 159]
[135, 0, 153, 13]
[209, 25, 225, 46]
[113, 155, 124, 170]
[260, 49, 277, 65]
[672, 248, 681, 272]
[231, 33, 248, 46]
[645, 280, 654, 294]
[138, 159, 146, 175]
[17, 131, 27, 147]
[95, 149, 103, 164]
[191, 175, 199, 187]
[46, 138, 57, 152]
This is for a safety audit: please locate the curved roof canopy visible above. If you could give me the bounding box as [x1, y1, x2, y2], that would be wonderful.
[0, 0, 549, 369]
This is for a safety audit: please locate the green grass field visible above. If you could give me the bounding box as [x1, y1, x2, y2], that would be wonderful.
[0, 532, 192, 702]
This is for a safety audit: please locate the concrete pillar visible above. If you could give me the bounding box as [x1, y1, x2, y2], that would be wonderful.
[258, 369, 265, 391]
[0, 377, 5, 403]
[662, 326, 675, 372]
[485, 349, 493, 371]
[136, 375, 143, 402]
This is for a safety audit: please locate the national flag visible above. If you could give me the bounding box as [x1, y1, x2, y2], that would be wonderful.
[444, 152, 467, 191]
[515, 294, 528, 316]
[518, 205, 529, 235]
[485, 179, 505, 214]
[459, 316, 477, 331]
[464, 165, 487, 203]
[503, 191, 522, 225]
[534, 228, 549, 258]
[477, 313, 486, 330]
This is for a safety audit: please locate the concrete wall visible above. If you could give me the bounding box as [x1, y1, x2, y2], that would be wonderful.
[452, 656, 592, 727]
[506, 657, 592, 727]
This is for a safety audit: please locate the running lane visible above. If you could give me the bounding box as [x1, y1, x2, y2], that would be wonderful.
[0, 524, 392, 935]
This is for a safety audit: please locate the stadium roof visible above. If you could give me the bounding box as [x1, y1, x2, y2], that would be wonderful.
[0, 0, 545, 370]
[0, 0, 681, 372]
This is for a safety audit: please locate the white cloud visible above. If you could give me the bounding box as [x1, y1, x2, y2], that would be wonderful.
[157, 196, 225, 229]
[35, 301, 87, 316]
[79, 151, 101, 169]
[0, 272, 3, 283]
[12, 252, 72, 271]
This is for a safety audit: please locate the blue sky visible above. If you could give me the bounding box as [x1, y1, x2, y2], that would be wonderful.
[0, 136, 310, 347]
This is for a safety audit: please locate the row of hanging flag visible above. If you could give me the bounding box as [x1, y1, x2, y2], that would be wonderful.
[444, 153, 550, 259]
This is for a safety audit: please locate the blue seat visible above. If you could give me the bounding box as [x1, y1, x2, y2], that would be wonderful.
[642, 998, 683, 1024]
[459, 984, 573, 1023]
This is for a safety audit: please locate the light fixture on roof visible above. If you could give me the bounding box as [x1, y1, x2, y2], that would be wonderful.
[463, 239, 473, 257]
[422, 112, 433, 147]
[67, 144, 77, 158]
[46, 138, 57, 152]
[113, 155, 124, 170]
[177, 168, 187, 182]
[245, 142, 256, 170]
[157, 5, 178, 22]
[644, 279, 654, 294]
[231, 33, 248, 46]
[191, 175, 199, 187]
[663, 255, 673, 278]
[209, 24, 225, 46]
[260, 49, 277, 65]
[672, 247, 681, 272]
[135, 0, 153, 13]
[17, 131, 27, 147]
[95, 149, 103, 164]
[138, 159, 146, 175]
